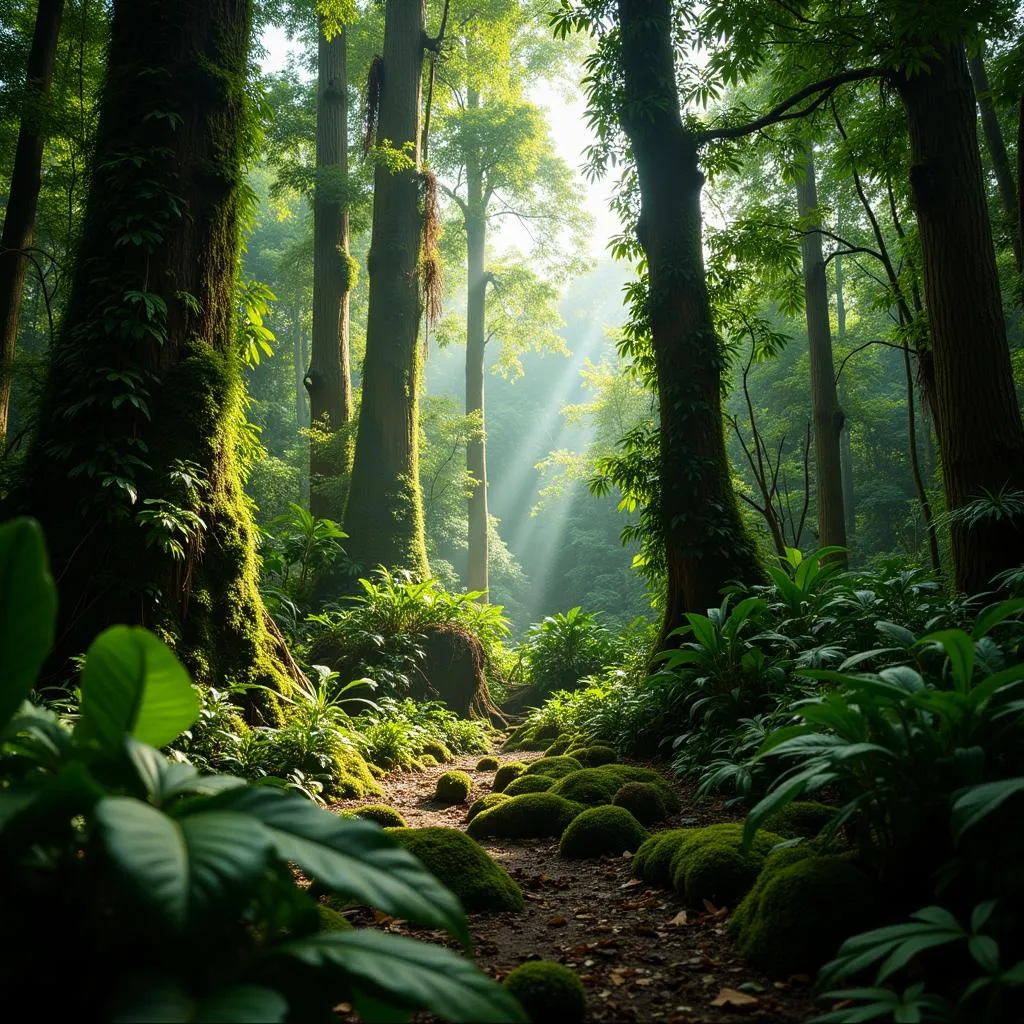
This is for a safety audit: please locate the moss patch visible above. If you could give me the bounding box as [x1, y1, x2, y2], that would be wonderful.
[467, 793, 584, 840]
[549, 766, 679, 813]
[503, 961, 587, 1024]
[387, 827, 523, 913]
[503, 721, 559, 752]
[476, 756, 500, 771]
[330, 744, 384, 800]
[420, 739, 453, 763]
[612, 782, 667, 826]
[467, 792, 510, 822]
[434, 770, 473, 804]
[559, 805, 647, 859]
[543, 735, 575, 757]
[351, 804, 406, 828]
[504, 774, 555, 796]
[317, 905, 354, 932]
[525, 755, 583, 780]
[764, 801, 835, 839]
[574, 745, 617, 766]
[417, 754, 439, 768]
[493, 761, 529, 792]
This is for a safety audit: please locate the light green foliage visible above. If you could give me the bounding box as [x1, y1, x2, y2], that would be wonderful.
[502, 961, 587, 1024]
[548, 766, 680, 815]
[317, 905, 355, 932]
[387, 827, 523, 914]
[466, 793, 585, 840]
[558, 805, 647, 859]
[504, 774, 555, 796]
[352, 804, 407, 828]
[467, 792, 511, 822]
[517, 608, 620, 699]
[476, 756, 500, 771]
[0, 518, 522, 1022]
[435, 770, 473, 804]
[524, 755, 584, 779]
[612, 783, 667, 826]
[493, 761, 529, 792]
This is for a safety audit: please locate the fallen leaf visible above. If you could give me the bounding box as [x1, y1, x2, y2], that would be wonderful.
[622, 850, 633, 859]
[669, 910, 689, 926]
[547, 915, 568, 927]
[619, 879, 642, 890]
[711, 987, 760, 1011]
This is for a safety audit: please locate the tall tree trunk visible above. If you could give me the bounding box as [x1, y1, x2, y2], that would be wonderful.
[834, 253, 856, 540]
[0, 0, 65, 442]
[1, 0, 293, 717]
[796, 144, 847, 558]
[617, 0, 763, 637]
[293, 310, 308, 429]
[902, 342, 942, 572]
[465, 87, 489, 598]
[968, 46, 1022, 272]
[308, 22, 354, 519]
[343, 0, 429, 577]
[896, 42, 1024, 593]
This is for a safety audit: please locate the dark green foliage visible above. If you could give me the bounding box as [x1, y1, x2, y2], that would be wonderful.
[503, 720, 560, 751]
[493, 761, 529, 792]
[435, 770, 473, 804]
[612, 782, 667, 826]
[502, 961, 587, 1024]
[476, 756, 500, 771]
[467, 792, 510, 822]
[352, 804, 407, 828]
[466, 793, 585, 840]
[504, 774, 555, 796]
[387, 828, 523, 913]
[525, 755, 584, 779]
[765, 801, 835, 840]
[558, 805, 647, 859]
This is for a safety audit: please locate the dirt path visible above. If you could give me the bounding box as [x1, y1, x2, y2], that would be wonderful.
[332, 750, 818, 1023]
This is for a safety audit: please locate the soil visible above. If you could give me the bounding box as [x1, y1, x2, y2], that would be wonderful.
[330, 750, 821, 1024]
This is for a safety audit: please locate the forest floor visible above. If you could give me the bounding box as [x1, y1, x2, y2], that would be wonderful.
[330, 749, 820, 1023]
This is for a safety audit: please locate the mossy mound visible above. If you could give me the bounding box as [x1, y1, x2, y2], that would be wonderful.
[504, 774, 555, 796]
[351, 804, 407, 828]
[317, 905, 354, 932]
[612, 782, 667, 826]
[503, 721, 559, 752]
[330, 745, 385, 800]
[420, 739, 453, 763]
[559, 805, 647, 859]
[543, 735, 576, 757]
[467, 792, 510, 822]
[674, 840, 763, 909]
[417, 754, 439, 769]
[434, 770, 473, 804]
[525, 755, 584, 780]
[632, 829, 690, 884]
[476, 756, 500, 771]
[730, 850, 877, 974]
[573, 745, 617, 767]
[503, 961, 587, 1024]
[549, 766, 679, 814]
[467, 793, 584, 840]
[366, 762, 387, 780]
[493, 761, 529, 792]
[387, 827, 523, 913]
[764, 801, 835, 839]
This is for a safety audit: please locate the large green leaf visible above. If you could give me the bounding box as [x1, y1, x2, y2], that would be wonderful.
[0, 518, 57, 730]
[951, 778, 1024, 839]
[111, 978, 287, 1023]
[96, 796, 270, 927]
[202, 787, 468, 946]
[78, 627, 199, 751]
[126, 738, 245, 806]
[277, 930, 527, 1023]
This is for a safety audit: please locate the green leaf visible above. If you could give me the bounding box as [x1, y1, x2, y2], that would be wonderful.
[193, 987, 289, 1023]
[77, 627, 199, 751]
[951, 778, 1024, 839]
[126, 738, 245, 806]
[972, 599, 1024, 639]
[96, 796, 270, 928]
[276, 930, 528, 1023]
[968, 935, 1000, 974]
[917, 630, 975, 692]
[0, 519, 57, 730]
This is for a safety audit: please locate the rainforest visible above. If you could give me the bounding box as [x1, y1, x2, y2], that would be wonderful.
[1, 0, 1023, 1021]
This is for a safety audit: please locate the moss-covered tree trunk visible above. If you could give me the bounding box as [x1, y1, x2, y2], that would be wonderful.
[1, 0, 292, 715]
[617, 0, 763, 637]
[343, 0, 429, 577]
[0, 0, 65, 442]
[308, 20, 354, 518]
[896, 42, 1024, 593]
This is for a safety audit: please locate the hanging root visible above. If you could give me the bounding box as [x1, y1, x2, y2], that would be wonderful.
[363, 55, 384, 156]
[419, 170, 443, 329]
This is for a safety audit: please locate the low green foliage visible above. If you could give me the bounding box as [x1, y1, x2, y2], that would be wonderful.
[466, 793, 585, 840]
[518, 607, 620, 698]
[504, 774, 555, 796]
[612, 782, 667, 825]
[435, 770, 473, 804]
[558, 805, 647, 859]
[503, 961, 587, 1024]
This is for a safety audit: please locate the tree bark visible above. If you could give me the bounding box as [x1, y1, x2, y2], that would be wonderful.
[1, 0, 293, 717]
[0, 0, 65, 441]
[895, 42, 1024, 593]
[308, 22, 354, 519]
[968, 46, 1021, 272]
[465, 88, 489, 599]
[343, 0, 429, 577]
[902, 342, 941, 573]
[617, 0, 763, 637]
[834, 253, 856, 540]
[796, 144, 847, 558]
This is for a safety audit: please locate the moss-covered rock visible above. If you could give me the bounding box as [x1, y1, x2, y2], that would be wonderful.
[632, 829, 690, 885]
[503, 961, 587, 1024]
[574, 745, 617, 767]
[493, 761, 529, 792]
[525, 755, 584, 780]
[559, 805, 647, 859]
[543, 735, 575, 757]
[674, 840, 762, 908]
[549, 766, 679, 813]
[612, 782, 667, 826]
[476, 756, 500, 771]
[366, 762, 387, 780]
[317, 904, 354, 932]
[764, 801, 835, 839]
[730, 852, 877, 975]
[351, 804, 407, 828]
[467, 792, 510, 822]
[503, 721, 559, 752]
[504, 774, 555, 796]
[434, 770, 473, 804]
[467, 793, 584, 840]
[420, 739, 453, 763]
[387, 827, 523, 913]
[417, 754, 439, 768]
[330, 745, 385, 800]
